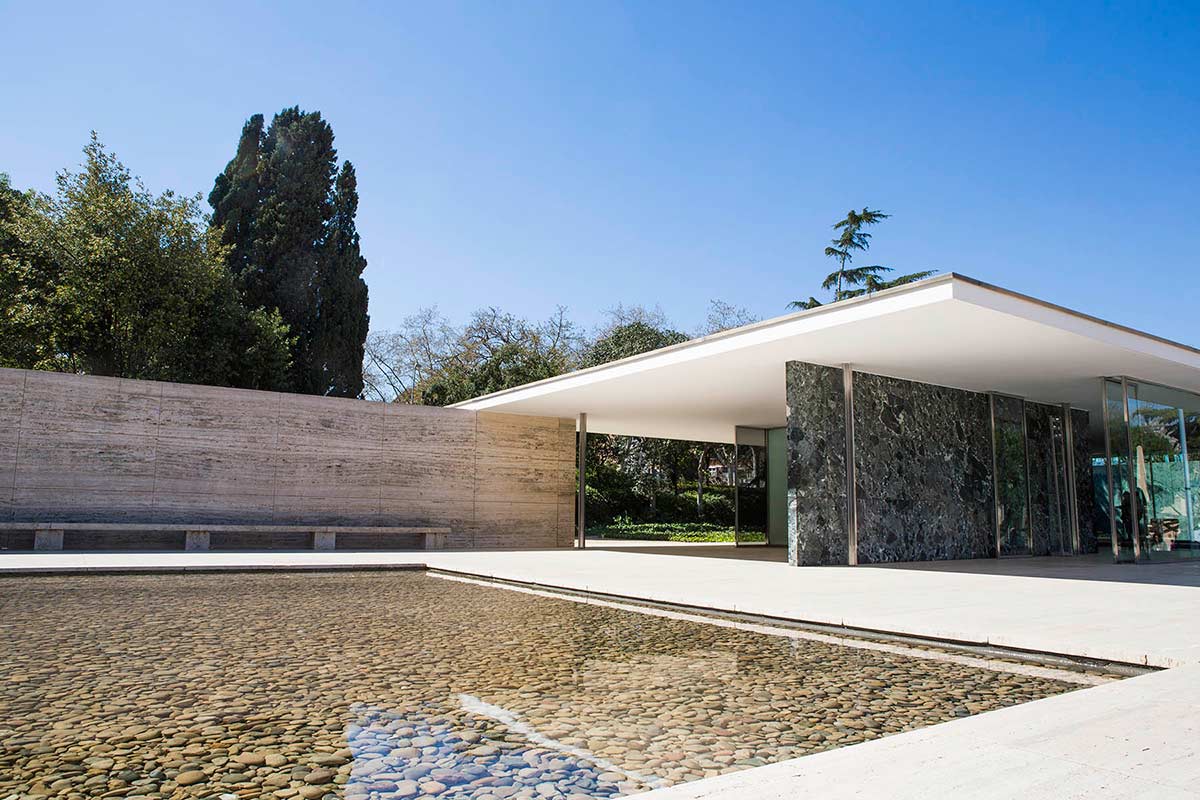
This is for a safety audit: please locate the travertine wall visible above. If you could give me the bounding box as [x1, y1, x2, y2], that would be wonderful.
[0, 368, 576, 549]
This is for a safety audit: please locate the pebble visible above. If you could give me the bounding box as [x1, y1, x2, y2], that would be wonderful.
[0, 571, 1080, 799]
[304, 768, 335, 784]
[174, 770, 207, 786]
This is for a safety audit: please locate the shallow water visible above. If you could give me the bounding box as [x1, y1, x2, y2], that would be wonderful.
[0, 571, 1077, 799]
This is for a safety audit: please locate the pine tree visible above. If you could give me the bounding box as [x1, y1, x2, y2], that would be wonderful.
[209, 107, 369, 396]
[789, 208, 934, 309]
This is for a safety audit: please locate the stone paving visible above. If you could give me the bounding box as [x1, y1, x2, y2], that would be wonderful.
[0, 571, 1083, 800]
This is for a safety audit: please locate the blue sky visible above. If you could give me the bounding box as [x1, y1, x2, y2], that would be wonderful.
[2, 1, 1198, 342]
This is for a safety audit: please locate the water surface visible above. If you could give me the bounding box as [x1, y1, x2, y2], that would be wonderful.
[0, 571, 1077, 798]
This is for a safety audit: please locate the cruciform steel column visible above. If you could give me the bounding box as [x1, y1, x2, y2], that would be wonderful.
[577, 412, 587, 548]
[1062, 402, 1081, 555]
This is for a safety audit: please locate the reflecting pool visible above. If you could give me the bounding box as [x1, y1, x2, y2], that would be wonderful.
[0, 571, 1082, 798]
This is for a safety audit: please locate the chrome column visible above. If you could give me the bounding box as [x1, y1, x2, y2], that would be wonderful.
[1101, 378, 1120, 562]
[576, 412, 587, 549]
[843, 364, 858, 566]
[1062, 403, 1081, 554]
[989, 393, 1001, 558]
[1121, 377, 1141, 561]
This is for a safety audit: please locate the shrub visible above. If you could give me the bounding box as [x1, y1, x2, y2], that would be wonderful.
[587, 519, 736, 543]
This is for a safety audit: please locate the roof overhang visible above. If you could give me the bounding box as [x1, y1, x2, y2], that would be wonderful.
[453, 274, 1200, 443]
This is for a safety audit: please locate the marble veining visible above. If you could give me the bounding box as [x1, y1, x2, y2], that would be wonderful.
[852, 372, 994, 564]
[785, 362, 848, 566]
[1025, 403, 1062, 556]
[1071, 409, 1097, 553]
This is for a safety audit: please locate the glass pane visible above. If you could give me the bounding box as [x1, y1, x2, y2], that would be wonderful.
[993, 395, 1031, 556]
[1025, 404, 1073, 555]
[1127, 381, 1200, 560]
[1048, 410, 1073, 554]
[1091, 454, 1111, 550]
[1104, 379, 1136, 561]
[766, 428, 788, 546]
[734, 428, 767, 544]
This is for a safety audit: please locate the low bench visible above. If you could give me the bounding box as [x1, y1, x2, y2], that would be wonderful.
[0, 523, 451, 552]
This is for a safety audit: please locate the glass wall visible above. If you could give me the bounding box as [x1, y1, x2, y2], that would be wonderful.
[1103, 378, 1137, 561]
[1126, 380, 1200, 560]
[1028, 405, 1073, 556]
[992, 395, 1031, 556]
[1100, 377, 1200, 561]
[766, 428, 788, 546]
[734, 427, 768, 545]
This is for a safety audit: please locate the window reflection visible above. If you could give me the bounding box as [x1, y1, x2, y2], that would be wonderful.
[992, 395, 1031, 556]
[734, 428, 768, 545]
[1126, 381, 1200, 560]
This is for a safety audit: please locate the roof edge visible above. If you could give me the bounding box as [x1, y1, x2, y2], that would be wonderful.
[948, 274, 1200, 360]
[452, 272, 1200, 410]
[452, 272, 958, 409]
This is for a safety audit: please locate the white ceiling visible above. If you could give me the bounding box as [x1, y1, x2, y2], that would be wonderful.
[454, 275, 1200, 444]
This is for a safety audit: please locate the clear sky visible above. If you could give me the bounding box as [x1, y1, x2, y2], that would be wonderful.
[2, 1, 1197, 342]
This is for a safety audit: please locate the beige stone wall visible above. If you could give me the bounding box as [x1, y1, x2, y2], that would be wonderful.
[0, 368, 576, 549]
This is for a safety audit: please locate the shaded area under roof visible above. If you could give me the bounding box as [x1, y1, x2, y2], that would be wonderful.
[454, 274, 1200, 443]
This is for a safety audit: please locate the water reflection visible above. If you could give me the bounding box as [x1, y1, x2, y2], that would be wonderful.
[0, 571, 1078, 798]
[345, 701, 652, 799]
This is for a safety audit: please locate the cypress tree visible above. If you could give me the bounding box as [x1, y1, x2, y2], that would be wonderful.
[208, 114, 263, 289]
[314, 162, 370, 396]
[209, 107, 369, 396]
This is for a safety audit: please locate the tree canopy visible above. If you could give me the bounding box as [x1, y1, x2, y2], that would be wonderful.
[791, 208, 934, 309]
[0, 136, 291, 388]
[363, 301, 753, 526]
[363, 306, 581, 406]
[580, 320, 689, 368]
[209, 107, 370, 397]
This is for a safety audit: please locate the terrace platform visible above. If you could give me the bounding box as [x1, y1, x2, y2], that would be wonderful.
[4, 543, 1200, 799]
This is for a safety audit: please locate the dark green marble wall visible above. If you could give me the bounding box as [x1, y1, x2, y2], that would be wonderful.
[785, 361, 1093, 565]
[784, 361, 848, 565]
[1072, 408, 1097, 553]
[852, 372, 995, 563]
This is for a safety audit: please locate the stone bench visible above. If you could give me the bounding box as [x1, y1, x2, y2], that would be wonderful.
[0, 522, 451, 552]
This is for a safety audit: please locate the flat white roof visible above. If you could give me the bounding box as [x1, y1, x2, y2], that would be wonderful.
[453, 274, 1200, 443]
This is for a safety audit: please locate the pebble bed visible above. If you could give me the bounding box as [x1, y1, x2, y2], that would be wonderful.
[0, 571, 1081, 800]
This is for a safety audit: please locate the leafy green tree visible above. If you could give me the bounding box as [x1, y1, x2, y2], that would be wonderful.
[0, 136, 292, 387]
[581, 318, 713, 516]
[0, 173, 54, 368]
[416, 307, 580, 405]
[580, 320, 688, 368]
[210, 107, 370, 396]
[790, 208, 934, 309]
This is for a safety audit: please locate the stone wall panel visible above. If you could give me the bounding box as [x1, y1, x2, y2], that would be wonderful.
[0, 369, 25, 520]
[0, 367, 575, 549]
[785, 361, 848, 566]
[1072, 409, 1097, 553]
[852, 372, 994, 563]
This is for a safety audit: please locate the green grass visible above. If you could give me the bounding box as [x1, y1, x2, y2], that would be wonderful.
[587, 521, 740, 543]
